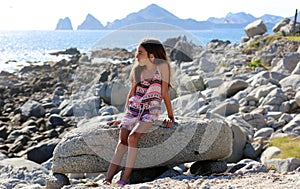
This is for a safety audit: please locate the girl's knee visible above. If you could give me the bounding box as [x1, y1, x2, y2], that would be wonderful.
[119, 138, 128, 146]
[127, 133, 140, 145]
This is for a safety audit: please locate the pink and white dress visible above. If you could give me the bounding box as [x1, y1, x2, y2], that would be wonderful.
[120, 67, 162, 130]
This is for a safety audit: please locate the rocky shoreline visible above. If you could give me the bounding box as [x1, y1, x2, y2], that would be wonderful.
[1, 19, 300, 188]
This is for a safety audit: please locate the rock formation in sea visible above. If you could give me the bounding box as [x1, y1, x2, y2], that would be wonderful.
[56, 4, 292, 30]
[55, 17, 73, 30]
[77, 14, 104, 30]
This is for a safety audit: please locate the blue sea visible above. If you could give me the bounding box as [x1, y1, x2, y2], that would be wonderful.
[0, 27, 249, 72]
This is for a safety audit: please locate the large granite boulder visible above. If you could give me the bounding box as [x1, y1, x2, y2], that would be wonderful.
[51, 116, 233, 173]
[244, 19, 267, 38]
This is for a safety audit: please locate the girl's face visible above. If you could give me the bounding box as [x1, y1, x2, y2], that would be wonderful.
[135, 45, 152, 66]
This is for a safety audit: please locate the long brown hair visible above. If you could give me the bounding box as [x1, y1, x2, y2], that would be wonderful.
[130, 38, 171, 86]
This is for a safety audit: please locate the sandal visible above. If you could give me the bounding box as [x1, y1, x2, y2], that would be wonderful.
[115, 180, 127, 186]
[102, 179, 111, 186]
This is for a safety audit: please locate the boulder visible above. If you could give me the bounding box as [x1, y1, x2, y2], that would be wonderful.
[279, 74, 300, 90]
[234, 161, 268, 174]
[224, 124, 247, 163]
[94, 81, 130, 107]
[244, 19, 267, 38]
[254, 128, 274, 139]
[51, 116, 233, 173]
[20, 99, 46, 118]
[0, 158, 49, 187]
[271, 53, 300, 74]
[282, 114, 300, 133]
[213, 79, 248, 99]
[199, 57, 217, 73]
[169, 93, 206, 117]
[26, 139, 60, 164]
[243, 140, 263, 159]
[243, 113, 267, 129]
[272, 18, 291, 33]
[279, 21, 300, 35]
[260, 88, 289, 111]
[210, 99, 239, 117]
[170, 36, 193, 62]
[46, 173, 70, 189]
[188, 160, 227, 176]
[264, 158, 300, 172]
[260, 146, 281, 164]
[247, 71, 286, 86]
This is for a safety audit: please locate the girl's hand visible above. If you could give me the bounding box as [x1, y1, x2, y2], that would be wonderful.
[163, 117, 175, 128]
[107, 120, 121, 126]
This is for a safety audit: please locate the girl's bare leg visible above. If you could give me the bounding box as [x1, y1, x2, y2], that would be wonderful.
[105, 128, 130, 182]
[120, 122, 152, 183]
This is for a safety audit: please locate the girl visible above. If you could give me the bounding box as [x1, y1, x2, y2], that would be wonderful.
[103, 38, 174, 186]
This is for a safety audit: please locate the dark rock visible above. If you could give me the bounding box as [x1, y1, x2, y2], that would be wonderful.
[9, 84, 24, 96]
[228, 163, 247, 173]
[189, 160, 227, 176]
[0, 99, 4, 108]
[99, 70, 111, 83]
[21, 100, 46, 118]
[129, 166, 169, 184]
[0, 126, 8, 140]
[27, 139, 60, 164]
[48, 114, 65, 127]
[49, 48, 80, 56]
[207, 39, 231, 49]
[170, 36, 194, 62]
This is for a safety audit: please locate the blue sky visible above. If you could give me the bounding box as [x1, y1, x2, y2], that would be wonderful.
[0, 0, 298, 30]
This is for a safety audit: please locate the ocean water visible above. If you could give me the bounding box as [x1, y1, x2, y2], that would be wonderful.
[0, 28, 247, 72]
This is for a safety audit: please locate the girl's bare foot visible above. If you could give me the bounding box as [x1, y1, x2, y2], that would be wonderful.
[102, 179, 111, 185]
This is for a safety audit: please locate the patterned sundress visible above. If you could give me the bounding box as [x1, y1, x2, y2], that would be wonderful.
[120, 67, 162, 130]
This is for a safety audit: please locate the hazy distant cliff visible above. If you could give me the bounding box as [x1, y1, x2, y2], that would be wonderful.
[55, 4, 297, 30]
[55, 17, 73, 30]
[105, 4, 211, 30]
[77, 14, 104, 30]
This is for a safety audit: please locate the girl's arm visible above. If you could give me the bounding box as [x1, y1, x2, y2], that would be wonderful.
[124, 83, 136, 110]
[159, 63, 174, 127]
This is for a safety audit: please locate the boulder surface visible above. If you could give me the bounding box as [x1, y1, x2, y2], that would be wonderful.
[52, 116, 233, 173]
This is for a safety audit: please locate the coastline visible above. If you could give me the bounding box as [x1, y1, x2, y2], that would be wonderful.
[1, 20, 300, 188]
[0, 28, 251, 73]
